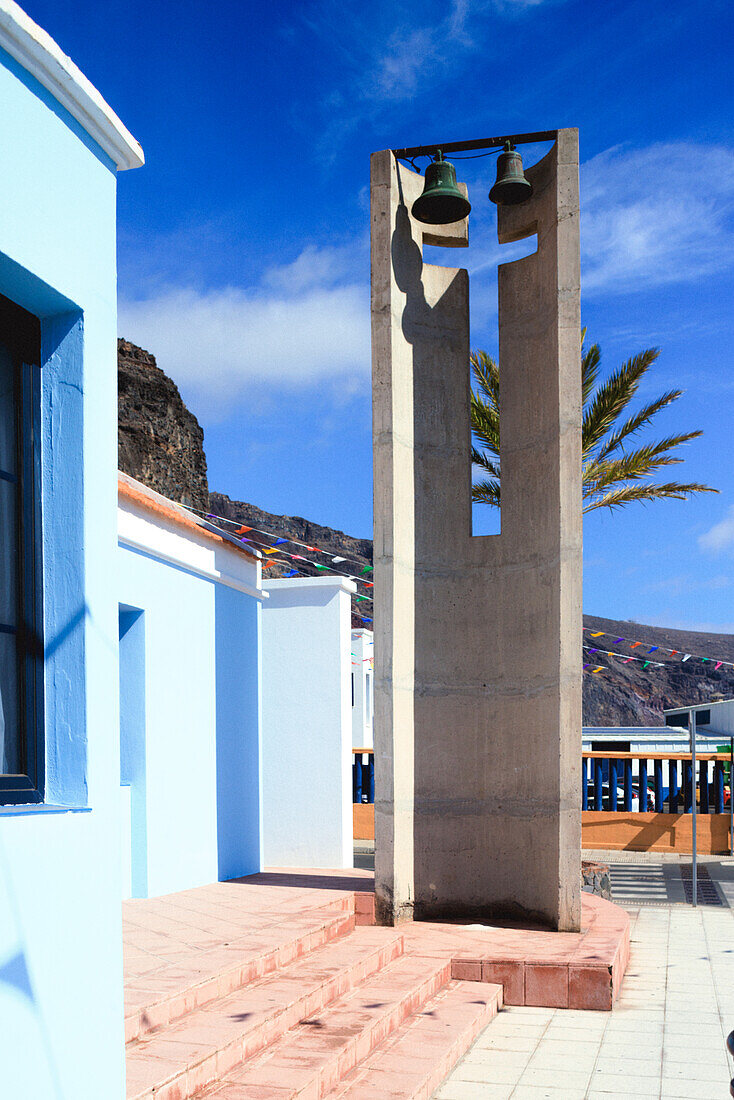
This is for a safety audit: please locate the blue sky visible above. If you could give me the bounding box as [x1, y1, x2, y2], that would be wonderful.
[25, 0, 734, 630]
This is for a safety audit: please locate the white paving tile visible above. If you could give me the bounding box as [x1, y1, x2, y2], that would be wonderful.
[434, 881, 734, 1100]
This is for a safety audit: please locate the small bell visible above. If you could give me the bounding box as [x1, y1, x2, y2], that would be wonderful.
[411, 151, 471, 225]
[489, 141, 533, 206]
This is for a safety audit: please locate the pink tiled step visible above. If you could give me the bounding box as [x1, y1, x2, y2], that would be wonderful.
[125, 907, 356, 1043]
[125, 926, 404, 1100]
[202, 952, 453, 1099]
[330, 980, 503, 1100]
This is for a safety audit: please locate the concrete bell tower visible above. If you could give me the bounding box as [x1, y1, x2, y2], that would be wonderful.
[370, 129, 582, 932]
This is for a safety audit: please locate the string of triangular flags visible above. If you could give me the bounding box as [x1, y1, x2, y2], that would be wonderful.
[186, 504, 375, 624]
[185, 505, 733, 667]
[583, 627, 733, 672]
[351, 632, 373, 668]
[583, 644, 666, 674]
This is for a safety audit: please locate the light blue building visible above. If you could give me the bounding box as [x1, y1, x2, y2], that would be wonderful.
[0, 6, 355, 1095]
[117, 472, 263, 900]
[0, 4, 144, 1096]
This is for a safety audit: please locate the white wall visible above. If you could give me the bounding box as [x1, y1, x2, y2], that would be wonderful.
[582, 727, 691, 753]
[351, 629, 374, 748]
[118, 483, 264, 897]
[261, 577, 354, 868]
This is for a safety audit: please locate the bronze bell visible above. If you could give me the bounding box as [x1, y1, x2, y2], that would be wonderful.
[489, 141, 533, 206]
[411, 151, 471, 225]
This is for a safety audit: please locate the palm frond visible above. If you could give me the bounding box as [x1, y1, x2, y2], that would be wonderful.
[470, 396, 500, 457]
[470, 351, 499, 404]
[581, 341, 601, 406]
[583, 434, 706, 497]
[471, 448, 500, 478]
[584, 481, 719, 514]
[472, 478, 501, 508]
[596, 390, 686, 460]
[470, 335, 716, 516]
[582, 348, 660, 458]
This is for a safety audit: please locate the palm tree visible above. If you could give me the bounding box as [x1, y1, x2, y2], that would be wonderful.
[471, 335, 718, 513]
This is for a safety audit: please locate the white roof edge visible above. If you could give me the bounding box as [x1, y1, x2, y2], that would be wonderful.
[264, 576, 358, 595]
[0, 1, 144, 170]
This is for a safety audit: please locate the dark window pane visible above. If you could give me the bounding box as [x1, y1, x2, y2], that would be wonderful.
[0, 478, 18, 626]
[0, 341, 15, 476]
[0, 632, 21, 774]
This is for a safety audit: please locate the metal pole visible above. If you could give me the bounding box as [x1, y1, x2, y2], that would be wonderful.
[730, 737, 733, 858]
[690, 710, 697, 907]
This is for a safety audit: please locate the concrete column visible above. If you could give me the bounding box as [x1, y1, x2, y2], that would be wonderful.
[371, 130, 582, 931]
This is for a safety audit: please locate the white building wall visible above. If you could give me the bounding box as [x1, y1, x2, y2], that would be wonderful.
[351, 629, 374, 748]
[664, 700, 734, 738]
[261, 577, 355, 868]
[117, 484, 264, 898]
[582, 727, 690, 753]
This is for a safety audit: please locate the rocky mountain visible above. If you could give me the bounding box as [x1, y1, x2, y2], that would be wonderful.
[581, 614, 734, 726]
[118, 340, 734, 725]
[118, 339, 209, 510]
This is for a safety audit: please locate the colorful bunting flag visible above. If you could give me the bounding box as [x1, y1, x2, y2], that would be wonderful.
[582, 628, 732, 672]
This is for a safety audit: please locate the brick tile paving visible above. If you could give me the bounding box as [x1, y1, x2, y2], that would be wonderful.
[435, 903, 734, 1099]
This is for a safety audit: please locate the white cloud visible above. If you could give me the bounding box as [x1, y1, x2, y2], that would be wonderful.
[699, 506, 734, 553]
[304, 0, 557, 151]
[581, 142, 734, 294]
[119, 137, 734, 417]
[119, 244, 370, 416]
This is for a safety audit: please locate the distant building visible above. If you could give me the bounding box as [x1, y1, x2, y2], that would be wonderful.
[664, 698, 734, 739]
[583, 726, 690, 754]
[351, 629, 374, 749]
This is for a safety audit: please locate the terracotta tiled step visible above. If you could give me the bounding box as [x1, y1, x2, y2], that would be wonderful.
[329, 980, 503, 1100]
[202, 952, 453, 1099]
[125, 908, 356, 1043]
[125, 926, 404, 1100]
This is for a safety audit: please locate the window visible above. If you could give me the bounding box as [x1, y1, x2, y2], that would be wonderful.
[0, 293, 43, 803]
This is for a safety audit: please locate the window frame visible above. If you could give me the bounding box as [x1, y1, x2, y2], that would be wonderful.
[0, 293, 44, 804]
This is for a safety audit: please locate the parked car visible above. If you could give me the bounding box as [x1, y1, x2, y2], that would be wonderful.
[597, 783, 656, 811]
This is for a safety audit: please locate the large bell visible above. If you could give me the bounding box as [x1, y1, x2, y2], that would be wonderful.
[411, 151, 471, 225]
[489, 141, 533, 206]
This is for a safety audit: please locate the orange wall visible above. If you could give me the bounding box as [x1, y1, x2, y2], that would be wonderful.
[582, 811, 732, 854]
[353, 804, 375, 840]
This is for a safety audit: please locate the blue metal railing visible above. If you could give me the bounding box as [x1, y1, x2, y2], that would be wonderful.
[354, 749, 732, 821]
[352, 749, 375, 805]
[581, 752, 731, 814]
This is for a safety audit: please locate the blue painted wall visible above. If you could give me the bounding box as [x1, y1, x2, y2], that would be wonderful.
[0, 41, 128, 1100]
[118, 544, 262, 898]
